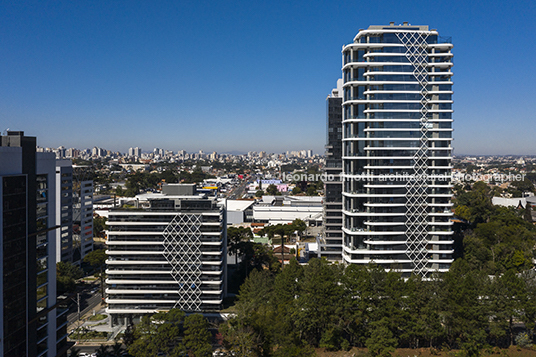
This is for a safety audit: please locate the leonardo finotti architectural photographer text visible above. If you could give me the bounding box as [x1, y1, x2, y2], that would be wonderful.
[282, 172, 526, 183]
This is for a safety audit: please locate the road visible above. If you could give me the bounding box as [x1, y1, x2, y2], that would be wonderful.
[73, 343, 127, 356]
[67, 287, 104, 325]
[228, 179, 249, 200]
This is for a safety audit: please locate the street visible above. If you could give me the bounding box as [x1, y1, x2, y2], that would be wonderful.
[228, 179, 249, 199]
[67, 284, 104, 326]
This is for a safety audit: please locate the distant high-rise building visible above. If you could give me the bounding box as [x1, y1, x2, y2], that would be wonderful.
[56, 146, 66, 159]
[319, 80, 344, 261]
[340, 23, 454, 276]
[105, 184, 226, 325]
[0, 131, 68, 357]
[56, 159, 74, 263]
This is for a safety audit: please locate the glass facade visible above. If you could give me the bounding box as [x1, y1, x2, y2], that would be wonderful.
[341, 24, 454, 277]
[3, 175, 28, 357]
[320, 82, 344, 261]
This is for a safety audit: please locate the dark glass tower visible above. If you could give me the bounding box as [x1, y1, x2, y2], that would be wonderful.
[320, 80, 344, 261]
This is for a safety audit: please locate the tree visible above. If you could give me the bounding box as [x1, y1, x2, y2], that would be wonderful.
[366, 318, 397, 357]
[290, 219, 307, 240]
[84, 249, 108, 299]
[440, 259, 488, 353]
[455, 181, 494, 225]
[266, 184, 278, 196]
[57, 261, 83, 295]
[93, 215, 107, 237]
[524, 203, 533, 223]
[256, 190, 264, 197]
[464, 207, 536, 274]
[291, 186, 302, 195]
[95, 344, 111, 357]
[227, 226, 253, 257]
[184, 314, 212, 357]
[128, 309, 186, 357]
[511, 177, 535, 193]
[294, 258, 345, 346]
[222, 269, 276, 356]
[115, 186, 125, 196]
[488, 269, 525, 347]
[306, 185, 317, 196]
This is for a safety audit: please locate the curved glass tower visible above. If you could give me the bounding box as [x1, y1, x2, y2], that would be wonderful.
[341, 23, 454, 277]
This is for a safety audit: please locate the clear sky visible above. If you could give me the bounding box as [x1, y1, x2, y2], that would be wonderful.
[1, 0, 535, 155]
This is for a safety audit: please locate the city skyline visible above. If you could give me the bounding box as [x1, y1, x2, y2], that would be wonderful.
[2, 1, 536, 154]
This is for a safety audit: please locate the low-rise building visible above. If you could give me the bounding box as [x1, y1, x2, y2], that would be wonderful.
[253, 196, 323, 225]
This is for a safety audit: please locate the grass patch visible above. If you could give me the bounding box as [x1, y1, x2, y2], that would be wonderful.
[88, 314, 107, 321]
[70, 330, 108, 340]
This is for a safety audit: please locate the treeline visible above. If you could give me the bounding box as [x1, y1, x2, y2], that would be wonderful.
[124, 310, 212, 357]
[219, 181, 536, 356]
[455, 181, 536, 275]
[221, 258, 536, 357]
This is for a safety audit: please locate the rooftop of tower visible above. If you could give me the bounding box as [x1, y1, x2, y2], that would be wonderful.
[352, 23, 434, 42]
[368, 22, 429, 31]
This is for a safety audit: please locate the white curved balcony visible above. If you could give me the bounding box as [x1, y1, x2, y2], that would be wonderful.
[343, 257, 413, 265]
[363, 71, 420, 77]
[428, 193, 454, 198]
[343, 62, 413, 69]
[106, 279, 177, 285]
[428, 230, 454, 235]
[342, 227, 370, 235]
[363, 165, 414, 169]
[342, 118, 454, 124]
[429, 52, 453, 57]
[428, 240, 454, 244]
[107, 241, 162, 245]
[427, 259, 455, 264]
[427, 250, 454, 255]
[427, 43, 453, 49]
[363, 239, 406, 244]
[106, 250, 162, 255]
[107, 260, 169, 265]
[345, 193, 406, 198]
[365, 221, 405, 226]
[342, 80, 453, 88]
[364, 183, 406, 188]
[343, 211, 405, 217]
[428, 71, 453, 76]
[343, 227, 405, 235]
[363, 203, 405, 207]
[429, 211, 454, 216]
[343, 99, 422, 105]
[343, 43, 405, 51]
[107, 270, 172, 275]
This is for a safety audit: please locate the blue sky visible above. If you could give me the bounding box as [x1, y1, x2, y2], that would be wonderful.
[1, 0, 535, 155]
